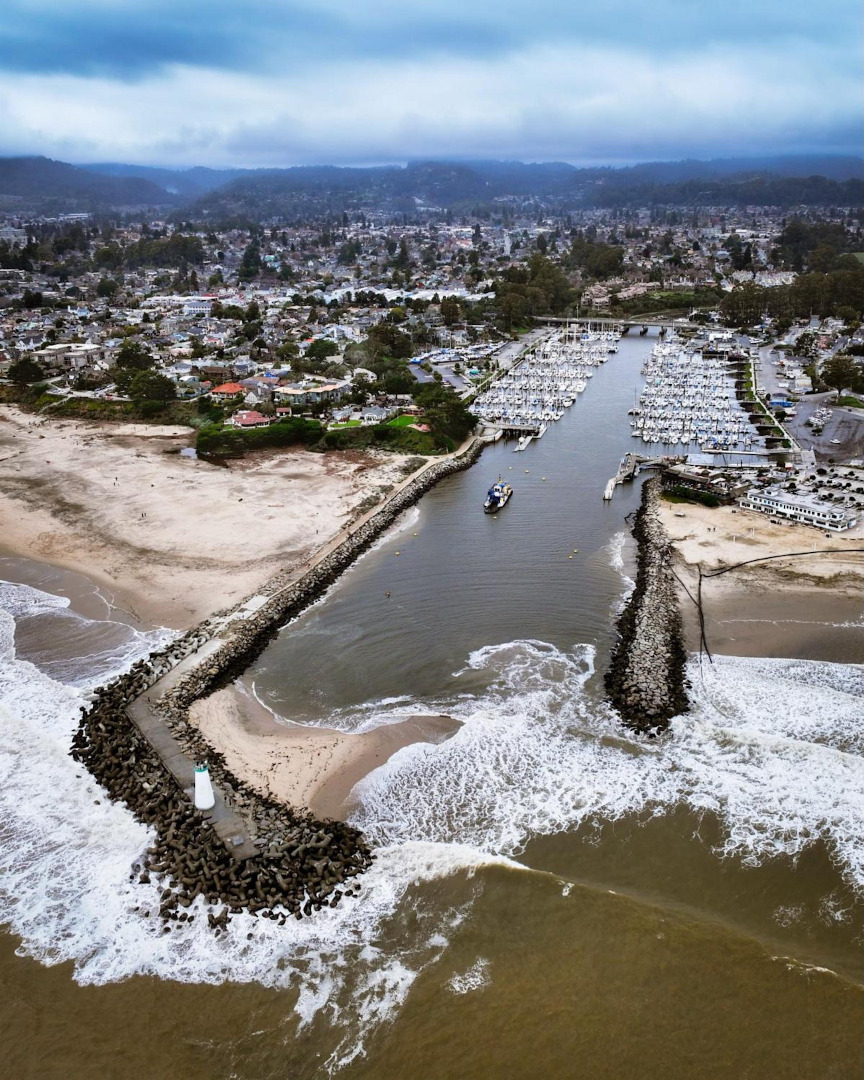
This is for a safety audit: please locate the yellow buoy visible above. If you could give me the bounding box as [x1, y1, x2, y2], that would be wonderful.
[395, 551, 400, 556]
[568, 555, 573, 559]
[573, 548, 578, 553]
[542, 477, 546, 481]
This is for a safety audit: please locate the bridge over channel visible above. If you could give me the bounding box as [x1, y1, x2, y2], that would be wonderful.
[535, 315, 700, 330]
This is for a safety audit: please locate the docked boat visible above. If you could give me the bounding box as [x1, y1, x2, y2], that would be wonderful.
[483, 479, 513, 513]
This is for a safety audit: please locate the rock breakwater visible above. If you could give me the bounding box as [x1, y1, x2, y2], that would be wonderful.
[70, 439, 483, 928]
[604, 476, 689, 733]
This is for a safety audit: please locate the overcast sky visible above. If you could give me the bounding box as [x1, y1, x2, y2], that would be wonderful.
[0, 0, 861, 168]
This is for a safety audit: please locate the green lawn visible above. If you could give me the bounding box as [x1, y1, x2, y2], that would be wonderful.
[329, 419, 362, 429]
[386, 414, 418, 427]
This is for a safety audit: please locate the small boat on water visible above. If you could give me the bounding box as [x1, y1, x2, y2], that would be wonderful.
[484, 478, 513, 513]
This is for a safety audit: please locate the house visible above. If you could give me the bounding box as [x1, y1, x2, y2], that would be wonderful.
[361, 405, 391, 425]
[210, 382, 245, 401]
[739, 487, 858, 531]
[227, 409, 276, 429]
[661, 464, 748, 503]
[273, 379, 350, 406]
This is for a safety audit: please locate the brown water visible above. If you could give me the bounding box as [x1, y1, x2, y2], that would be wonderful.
[1, 330, 862, 1079]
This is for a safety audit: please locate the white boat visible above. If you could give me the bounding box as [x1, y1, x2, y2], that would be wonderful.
[483, 479, 513, 513]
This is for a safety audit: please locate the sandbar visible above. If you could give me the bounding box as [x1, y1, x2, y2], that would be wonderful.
[188, 685, 461, 820]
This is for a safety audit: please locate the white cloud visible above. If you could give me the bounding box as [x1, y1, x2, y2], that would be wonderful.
[0, 40, 858, 166]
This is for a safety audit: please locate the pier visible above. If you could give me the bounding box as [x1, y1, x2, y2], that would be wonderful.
[603, 453, 680, 500]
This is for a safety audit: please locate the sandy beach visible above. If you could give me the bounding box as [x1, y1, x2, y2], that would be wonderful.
[189, 685, 461, 820]
[0, 405, 416, 628]
[658, 500, 864, 662]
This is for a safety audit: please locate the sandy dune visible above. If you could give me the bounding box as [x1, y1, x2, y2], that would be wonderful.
[0, 405, 413, 627]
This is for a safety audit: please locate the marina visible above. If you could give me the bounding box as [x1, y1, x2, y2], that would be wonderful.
[471, 327, 621, 437]
[1, 327, 862, 1080]
[629, 335, 763, 452]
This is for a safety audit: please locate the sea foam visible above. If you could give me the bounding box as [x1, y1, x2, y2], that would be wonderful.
[350, 640, 864, 892]
[0, 584, 512, 1073]
[2, 571, 863, 1073]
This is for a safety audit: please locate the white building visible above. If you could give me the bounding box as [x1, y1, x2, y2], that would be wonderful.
[739, 488, 858, 531]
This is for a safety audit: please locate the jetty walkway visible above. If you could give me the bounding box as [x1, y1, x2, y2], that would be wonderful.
[85, 436, 485, 863]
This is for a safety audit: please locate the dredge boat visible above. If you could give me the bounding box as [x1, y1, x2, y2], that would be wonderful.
[484, 478, 513, 513]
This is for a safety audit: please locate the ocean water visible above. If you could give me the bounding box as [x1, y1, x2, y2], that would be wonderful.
[1, 560, 862, 1077]
[1, 329, 861, 1076]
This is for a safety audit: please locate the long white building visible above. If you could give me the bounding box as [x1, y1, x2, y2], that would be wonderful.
[739, 487, 859, 531]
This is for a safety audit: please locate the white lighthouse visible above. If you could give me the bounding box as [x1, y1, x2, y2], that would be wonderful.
[194, 762, 215, 811]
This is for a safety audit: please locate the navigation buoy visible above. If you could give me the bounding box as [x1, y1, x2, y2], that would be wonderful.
[194, 762, 215, 811]
[573, 548, 578, 553]
[395, 551, 400, 556]
[542, 477, 546, 481]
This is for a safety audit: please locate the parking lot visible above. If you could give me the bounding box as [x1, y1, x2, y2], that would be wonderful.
[784, 393, 864, 461]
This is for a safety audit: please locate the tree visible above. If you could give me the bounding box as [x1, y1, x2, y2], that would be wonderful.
[116, 339, 153, 370]
[128, 370, 177, 403]
[821, 354, 864, 399]
[305, 339, 339, 361]
[414, 382, 476, 442]
[97, 276, 118, 298]
[8, 357, 44, 385]
[239, 240, 262, 282]
[440, 296, 462, 327]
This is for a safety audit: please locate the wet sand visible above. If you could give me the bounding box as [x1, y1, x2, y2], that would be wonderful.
[658, 499, 864, 663]
[189, 685, 462, 820]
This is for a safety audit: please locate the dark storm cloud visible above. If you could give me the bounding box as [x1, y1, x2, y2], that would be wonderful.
[0, 0, 859, 79]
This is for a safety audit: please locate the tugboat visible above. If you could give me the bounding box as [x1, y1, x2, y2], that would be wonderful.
[483, 477, 513, 513]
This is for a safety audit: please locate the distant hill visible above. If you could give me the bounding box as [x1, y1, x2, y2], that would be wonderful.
[0, 156, 177, 210]
[610, 155, 864, 184]
[183, 156, 864, 219]
[2, 153, 861, 218]
[82, 162, 248, 198]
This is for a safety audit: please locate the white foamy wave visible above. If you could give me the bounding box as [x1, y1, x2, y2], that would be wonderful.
[447, 957, 491, 995]
[0, 605, 517, 1072]
[367, 503, 422, 552]
[0, 580, 71, 618]
[351, 641, 864, 892]
[606, 529, 636, 606]
[0, 579, 172, 689]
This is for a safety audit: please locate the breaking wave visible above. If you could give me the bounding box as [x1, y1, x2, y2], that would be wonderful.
[350, 641, 864, 891]
[2, 570, 863, 1072]
[0, 581, 514, 1073]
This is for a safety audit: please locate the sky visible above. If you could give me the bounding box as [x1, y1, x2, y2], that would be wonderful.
[0, 0, 861, 169]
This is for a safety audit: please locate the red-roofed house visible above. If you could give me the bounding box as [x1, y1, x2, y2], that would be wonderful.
[210, 382, 245, 400]
[227, 410, 276, 429]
